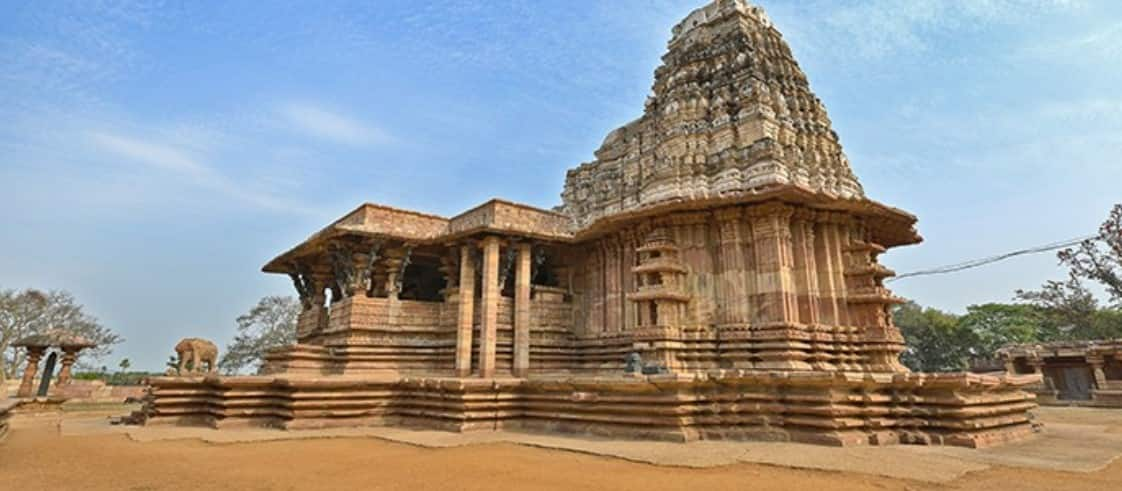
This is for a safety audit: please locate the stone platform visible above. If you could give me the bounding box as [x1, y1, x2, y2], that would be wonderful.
[138, 371, 1039, 448]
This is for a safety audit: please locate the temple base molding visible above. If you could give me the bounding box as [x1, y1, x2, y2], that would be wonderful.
[137, 371, 1039, 448]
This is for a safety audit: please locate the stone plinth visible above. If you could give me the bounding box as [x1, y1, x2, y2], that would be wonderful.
[138, 371, 1038, 448]
[0, 398, 17, 441]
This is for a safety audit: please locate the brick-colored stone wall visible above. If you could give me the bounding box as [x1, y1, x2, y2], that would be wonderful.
[568, 201, 905, 373]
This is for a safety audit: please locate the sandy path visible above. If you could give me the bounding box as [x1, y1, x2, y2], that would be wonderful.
[1, 417, 1121, 490]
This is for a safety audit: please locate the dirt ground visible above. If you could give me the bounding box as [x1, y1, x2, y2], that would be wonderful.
[2, 411, 1121, 490]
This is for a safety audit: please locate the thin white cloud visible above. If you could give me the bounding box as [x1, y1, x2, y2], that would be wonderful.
[1020, 20, 1122, 62]
[277, 102, 391, 146]
[773, 0, 1087, 62]
[89, 130, 314, 214]
[90, 132, 211, 176]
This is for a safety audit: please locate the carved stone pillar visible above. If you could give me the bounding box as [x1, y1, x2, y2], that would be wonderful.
[478, 236, 502, 378]
[295, 271, 329, 342]
[455, 244, 476, 377]
[1029, 358, 1052, 390]
[382, 247, 412, 301]
[17, 347, 45, 398]
[57, 348, 80, 386]
[1089, 355, 1108, 389]
[513, 242, 533, 377]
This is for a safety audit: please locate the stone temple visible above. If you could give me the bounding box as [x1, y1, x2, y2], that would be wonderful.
[141, 0, 1039, 447]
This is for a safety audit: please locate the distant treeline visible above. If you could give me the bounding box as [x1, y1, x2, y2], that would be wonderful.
[72, 371, 157, 386]
[897, 204, 1122, 372]
[895, 300, 1122, 372]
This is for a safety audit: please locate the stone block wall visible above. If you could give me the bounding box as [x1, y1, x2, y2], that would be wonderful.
[568, 202, 905, 374]
[52, 380, 146, 402]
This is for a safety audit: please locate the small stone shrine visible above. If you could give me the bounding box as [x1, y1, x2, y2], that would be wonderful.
[13, 329, 96, 398]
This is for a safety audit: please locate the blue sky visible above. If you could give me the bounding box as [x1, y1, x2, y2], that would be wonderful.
[2, 0, 1120, 371]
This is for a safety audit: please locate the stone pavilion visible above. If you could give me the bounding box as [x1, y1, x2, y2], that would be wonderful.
[1000, 340, 1122, 407]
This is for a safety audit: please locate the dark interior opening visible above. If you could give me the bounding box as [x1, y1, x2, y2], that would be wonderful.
[399, 260, 445, 302]
[533, 253, 560, 287]
[1105, 357, 1122, 380]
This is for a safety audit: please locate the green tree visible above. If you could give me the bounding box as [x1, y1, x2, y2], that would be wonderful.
[957, 303, 1042, 361]
[1057, 204, 1122, 305]
[1016, 274, 1116, 340]
[118, 358, 131, 372]
[218, 296, 300, 374]
[894, 301, 973, 372]
[1014, 204, 1122, 342]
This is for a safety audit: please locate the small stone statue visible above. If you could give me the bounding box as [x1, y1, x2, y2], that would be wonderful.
[625, 352, 643, 374]
[174, 338, 219, 375]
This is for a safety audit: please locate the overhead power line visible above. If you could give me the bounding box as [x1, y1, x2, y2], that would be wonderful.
[887, 234, 1099, 282]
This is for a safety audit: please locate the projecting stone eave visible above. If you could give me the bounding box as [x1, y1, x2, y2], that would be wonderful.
[570, 183, 922, 248]
[262, 199, 578, 274]
[262, 202, 451, 274]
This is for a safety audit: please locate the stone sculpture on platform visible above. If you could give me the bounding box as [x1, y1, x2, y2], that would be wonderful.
[173, 338, 218, 375]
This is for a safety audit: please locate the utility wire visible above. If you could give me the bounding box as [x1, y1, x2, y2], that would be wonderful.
[887, 234, 1099, 282]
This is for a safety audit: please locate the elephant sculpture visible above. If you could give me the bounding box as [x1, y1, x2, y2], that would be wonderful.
[174, 338, 219, 375]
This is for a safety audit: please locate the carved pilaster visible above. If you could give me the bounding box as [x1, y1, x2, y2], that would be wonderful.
[1089, 354, 1108, 389]
[587, 243, 605, 334]
[791, 217, 821, 326]
[714, 207, 747, 325]
[748, 203, 797, 325]
[603, 235, 623, 333]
